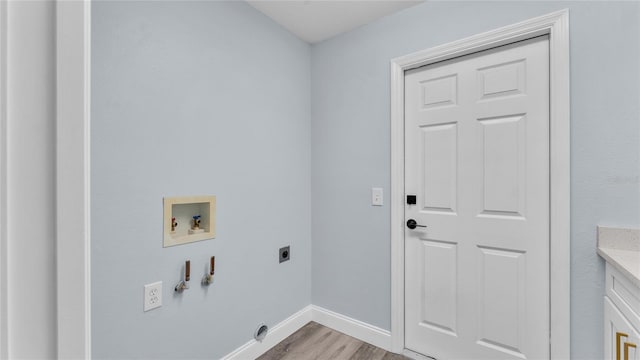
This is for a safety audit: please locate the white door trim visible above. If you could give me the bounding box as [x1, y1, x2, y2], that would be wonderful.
[56, 0, 92, 358]
[0, 0, 7, 357]
[390, 9, 570, 358]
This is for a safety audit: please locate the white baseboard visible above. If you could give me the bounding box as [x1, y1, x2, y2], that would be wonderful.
[221, 304, 393, 359]
[310, 305, 391, 351]
[221, 305, 313, 360]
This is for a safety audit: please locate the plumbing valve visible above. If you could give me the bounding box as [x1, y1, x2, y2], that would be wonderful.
[174, 260, 190, 293]
[202, 256, 215, 285]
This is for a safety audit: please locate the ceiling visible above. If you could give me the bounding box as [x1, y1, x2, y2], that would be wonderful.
[247, 0, 424, 44]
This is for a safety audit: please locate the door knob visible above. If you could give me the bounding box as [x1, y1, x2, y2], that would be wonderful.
[406, 219, 427, 229]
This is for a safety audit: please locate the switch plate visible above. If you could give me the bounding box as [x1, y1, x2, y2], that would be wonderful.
[144, 281, 162, 312]
[372, 187, 383, 206]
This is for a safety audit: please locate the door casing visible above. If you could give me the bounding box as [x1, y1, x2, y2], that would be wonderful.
[389, 9, 570, 358]
[0, 1, 6, 357]
[56, 0, 92, 358]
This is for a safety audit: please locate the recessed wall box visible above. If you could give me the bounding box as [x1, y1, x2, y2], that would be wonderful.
[163, 196, 216, 247]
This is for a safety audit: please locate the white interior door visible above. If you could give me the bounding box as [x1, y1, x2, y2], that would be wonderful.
[404, 36, 550, 360]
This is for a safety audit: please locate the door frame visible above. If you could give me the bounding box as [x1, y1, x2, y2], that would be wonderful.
[0, 0, 6, 357]
[56, 0, 92, 358]
[389, 9, 570, 358]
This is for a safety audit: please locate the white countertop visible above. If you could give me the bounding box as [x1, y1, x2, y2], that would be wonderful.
[597, 226, 640, 288]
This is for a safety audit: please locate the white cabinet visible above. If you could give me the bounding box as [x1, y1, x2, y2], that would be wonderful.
[604, 263, 640, 360]
[605, 297, 639, 360]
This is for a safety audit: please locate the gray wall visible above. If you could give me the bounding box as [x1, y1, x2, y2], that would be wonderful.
[91, 2, 311, 358]
[310, 2, 640, 359]
[92, 1, 640, 358]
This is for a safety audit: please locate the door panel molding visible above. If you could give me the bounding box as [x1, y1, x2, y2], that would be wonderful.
[390, 9, 570, 357]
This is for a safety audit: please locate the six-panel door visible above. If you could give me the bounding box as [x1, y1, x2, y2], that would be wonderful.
[404, 36, 551, 359]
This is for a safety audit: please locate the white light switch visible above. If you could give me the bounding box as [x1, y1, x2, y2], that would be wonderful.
[144, 281, 162, 312]
[372, 187, 383, 206]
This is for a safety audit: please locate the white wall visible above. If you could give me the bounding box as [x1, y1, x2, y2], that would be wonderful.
[91, 1, 311, 358]
[310, 2, 639, 359]
[4, 1, 57, 358]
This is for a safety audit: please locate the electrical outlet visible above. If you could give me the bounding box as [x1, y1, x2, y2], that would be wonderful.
[279, 246, 290, 263]
[144, 281, 162, 312]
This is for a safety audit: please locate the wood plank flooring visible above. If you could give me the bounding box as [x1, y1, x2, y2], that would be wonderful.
[257, 322, 409, 360]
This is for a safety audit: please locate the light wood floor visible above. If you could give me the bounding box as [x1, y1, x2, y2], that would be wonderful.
[257, 322, 409, 360]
